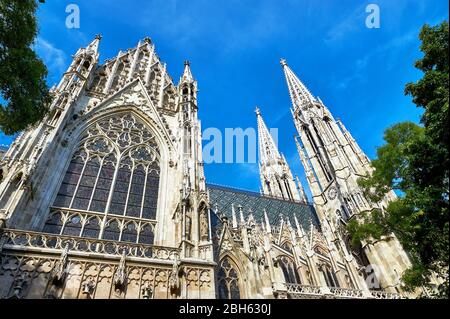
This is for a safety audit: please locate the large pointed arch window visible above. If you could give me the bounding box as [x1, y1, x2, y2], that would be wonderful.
[278, 256, 302, 284]
[320, 263, 340, 288]
[46, 113, 160, 244]
[217, 257, 241, 299]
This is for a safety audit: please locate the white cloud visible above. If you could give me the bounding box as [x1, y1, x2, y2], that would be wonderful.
[34, 37, 67, 77]
[324, 4, 366, 44]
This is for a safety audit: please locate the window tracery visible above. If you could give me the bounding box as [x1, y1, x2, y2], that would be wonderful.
[278, 256, 301, 284]
[46, 113, 160, 245]
[217, 257, 241, 299]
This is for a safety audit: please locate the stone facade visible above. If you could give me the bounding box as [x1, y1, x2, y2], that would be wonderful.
[0, 36, 407, 299]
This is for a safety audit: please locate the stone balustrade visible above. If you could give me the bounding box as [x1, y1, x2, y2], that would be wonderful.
[285, 283, 402, 299]
[1, 228, 179, 261]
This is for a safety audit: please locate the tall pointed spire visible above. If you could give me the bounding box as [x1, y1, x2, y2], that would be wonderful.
[180, 60, 194, 83]
[231, 203, 238, 229]
[79, 34, 101, 57]
[280, 59, 316, 111]
[256, 107, 281, 166]
[295, 175, 308, 203]
[282, 60, 413, 291]
[263, 209, 272, 234]
[256, 107, 303, 202]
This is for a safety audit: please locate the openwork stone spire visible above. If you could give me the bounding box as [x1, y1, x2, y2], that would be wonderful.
[180, 60, 195, 83]
[86, 34, 102, 54]
[280, 59, 316, 112]
[256, 107, 281, 166]
[256, 107, 302, 202]
[282, 60, 413, 293]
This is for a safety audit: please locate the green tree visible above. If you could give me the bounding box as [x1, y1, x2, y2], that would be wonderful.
[347, 21, 449, 298]
[0, 0, 50, 135]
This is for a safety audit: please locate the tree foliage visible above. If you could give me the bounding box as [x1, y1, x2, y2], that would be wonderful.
[0, 0, 50, 135]
[347, 21, 449, 298]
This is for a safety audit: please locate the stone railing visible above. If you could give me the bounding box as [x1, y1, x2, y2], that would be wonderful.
[329, 287, 365, 299]
[285, 283, 402, 299]
[0, 229, 180, 261]
[286, 283, 323, 298]
[370, 290, 402, 299]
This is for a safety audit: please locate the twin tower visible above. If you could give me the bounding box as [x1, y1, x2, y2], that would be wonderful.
[257, 59, 412, 293]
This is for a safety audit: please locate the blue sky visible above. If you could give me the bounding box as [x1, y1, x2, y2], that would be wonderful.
[1, 0, 448, 195]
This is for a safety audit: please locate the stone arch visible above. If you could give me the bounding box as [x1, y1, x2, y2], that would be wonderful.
[276, 255, 302, 285]
[318, 261, 340, 288]
[280, 240, 294, 255]
[313, 244, 329, 257]
[216, 254, 245, 299]
[40, 108, 166, 245]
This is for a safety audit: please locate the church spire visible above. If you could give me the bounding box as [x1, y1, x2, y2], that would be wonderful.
[280, 59, 316, 112]
[256, 107, 281, 166]
[282, 60, 413, 291]
[74, 34, 101, 58]
[180, 60, 195, 84]
[85, 34, 102, 55]
[256, 107, 303, 202]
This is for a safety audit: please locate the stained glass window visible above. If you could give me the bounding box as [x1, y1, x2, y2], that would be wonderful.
[62, 215, 83, 236]
[217, 257, 241, 299]
[82, 217, 101, 239]
[279, 256, 301, 284]
[321, 264, 340, 288]
[45, 113, 160, 245]
[42, 212, 63, 234]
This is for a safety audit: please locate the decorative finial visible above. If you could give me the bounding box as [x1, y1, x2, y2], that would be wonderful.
[184, 60, 190, 66]
[255, 107, 261, 116]
[143, 36, 152, 44]
[280, 58, 287, 67]
[95, 34, 102, 40]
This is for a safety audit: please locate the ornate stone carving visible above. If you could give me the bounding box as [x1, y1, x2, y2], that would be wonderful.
[49, 244, 69, 286]
[141, 282, 153, 299]
[113, 250, 127, 294]
[81, 278, 96, 297]
[326, 186, 337, 201]
[169, 253, 181, 295]
[199, 208, 209, 241]
[8, 274, 27, 299]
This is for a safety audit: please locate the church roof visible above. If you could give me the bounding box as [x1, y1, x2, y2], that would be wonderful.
[207, 183, 320, 230]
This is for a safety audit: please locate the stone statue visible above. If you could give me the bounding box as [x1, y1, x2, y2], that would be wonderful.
[199, 209, 209, 241]
[185, 215, 192, 241]
[49, 244, 69, 286]
[113, 250, 127, 294]
[169, 254, 181, 295]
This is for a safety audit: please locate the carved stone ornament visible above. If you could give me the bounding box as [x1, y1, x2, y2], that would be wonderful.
[8, 274, 27, 299]
[199, 209, 209, 241]
[141, 282, 153, 299]
[49, 244, 69, 286]
[81, 278, 96, 297]
[328, 186, 337, 200]
[169, 253, 181, 294]
[113, 250, 127, 293]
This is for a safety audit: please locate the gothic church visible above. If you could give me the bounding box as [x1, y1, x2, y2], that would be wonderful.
[0, 36, 411, 299]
